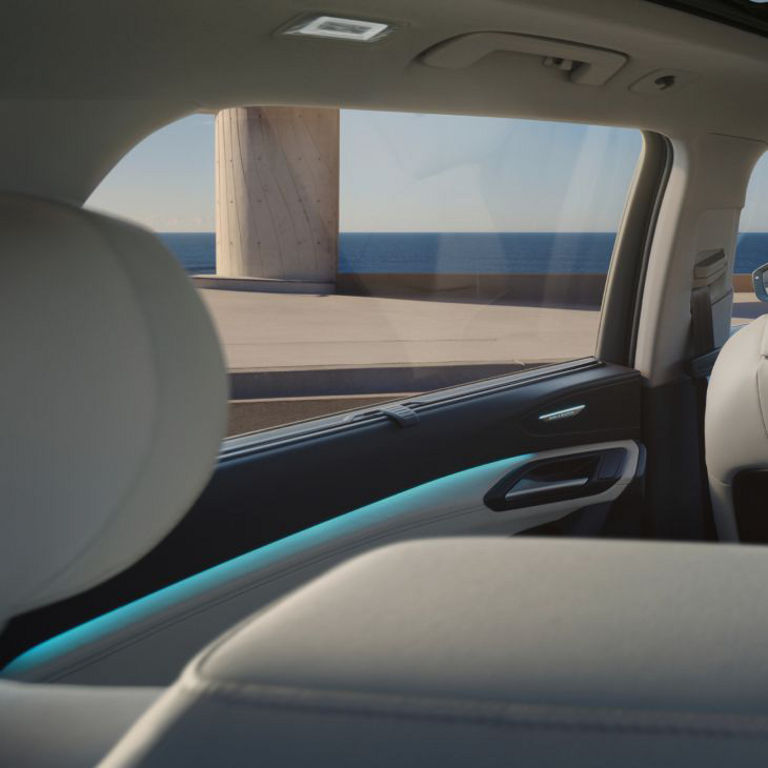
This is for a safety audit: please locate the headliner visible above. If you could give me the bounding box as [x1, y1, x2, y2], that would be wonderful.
[2, 0, 768, 202]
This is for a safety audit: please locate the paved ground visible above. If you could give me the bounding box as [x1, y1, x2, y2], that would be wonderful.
[201, 289, 767, 372]
[200, 289, 603, 371]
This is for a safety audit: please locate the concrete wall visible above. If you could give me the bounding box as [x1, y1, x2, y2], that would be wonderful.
[215, 106, 339, 285]
[228, 395, 397, 436]
[337, 273, 608, 306]
[337, 273, 755, 305]
[733, 274, 754, 292]
[228, 362, 541, 399]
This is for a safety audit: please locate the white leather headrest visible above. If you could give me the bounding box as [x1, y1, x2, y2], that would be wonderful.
[0, 194, 227, 624]
[705, 314, 768, 540]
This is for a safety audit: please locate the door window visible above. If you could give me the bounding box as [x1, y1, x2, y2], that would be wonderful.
[88, 110, 642, 436]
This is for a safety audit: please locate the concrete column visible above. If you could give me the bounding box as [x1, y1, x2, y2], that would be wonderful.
[215, 106, 339, 289]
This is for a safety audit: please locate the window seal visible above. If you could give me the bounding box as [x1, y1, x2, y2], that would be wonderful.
[220, 358, 602, 462]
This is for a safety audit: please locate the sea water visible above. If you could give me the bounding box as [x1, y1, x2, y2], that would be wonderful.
[160, 232, 768, 276]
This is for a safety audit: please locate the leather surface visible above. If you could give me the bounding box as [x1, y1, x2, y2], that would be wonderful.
[706, 315, 768, 539]
[0, 194, 227, 624]
[102, 538, 768, 766]
[0, 680, 160, 767]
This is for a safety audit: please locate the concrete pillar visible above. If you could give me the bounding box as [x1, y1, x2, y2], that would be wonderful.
[215, 106, 339, 288]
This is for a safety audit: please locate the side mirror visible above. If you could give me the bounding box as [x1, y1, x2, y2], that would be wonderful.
[753, 263, 768, 303]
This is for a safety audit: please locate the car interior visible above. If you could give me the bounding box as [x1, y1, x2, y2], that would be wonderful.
[5, 0, 768, 765]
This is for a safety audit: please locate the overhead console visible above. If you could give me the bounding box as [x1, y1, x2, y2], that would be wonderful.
[421, 32, 628, 86]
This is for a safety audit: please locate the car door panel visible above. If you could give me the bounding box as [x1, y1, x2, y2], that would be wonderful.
[1, 360, 643, 679]
[3, 441, 640, 686]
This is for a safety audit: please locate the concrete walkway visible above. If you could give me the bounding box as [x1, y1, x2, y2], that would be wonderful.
[201, 289, 766, 372]
[199, 289, 602, 372]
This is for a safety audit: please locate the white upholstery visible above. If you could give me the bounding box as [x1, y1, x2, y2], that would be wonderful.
[0, 682, 161, 767]
[103, 538, 768, 767]
[0, 193, 227, 624]
[705, 315, 768, 540]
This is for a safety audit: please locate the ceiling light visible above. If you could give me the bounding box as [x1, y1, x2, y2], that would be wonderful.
[282, 15, 392, 42]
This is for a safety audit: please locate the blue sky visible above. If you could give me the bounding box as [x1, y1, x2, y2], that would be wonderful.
[88, 114, 217, 232]
[87, 111, 768, 232]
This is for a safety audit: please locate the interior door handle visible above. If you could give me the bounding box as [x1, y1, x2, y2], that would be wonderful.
[485, 447, 628, 511]
[504, 476, 589, 500]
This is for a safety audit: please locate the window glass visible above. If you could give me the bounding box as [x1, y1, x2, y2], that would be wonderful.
[87, 110, 642, 437]
[735, 151, 768, 327]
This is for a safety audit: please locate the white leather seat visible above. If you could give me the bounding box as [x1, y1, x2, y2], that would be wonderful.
[706, 314, 768, 540]
[102, 538, 768, 767]
[0, 682, 161, 768]
[0, 193, 227, 765]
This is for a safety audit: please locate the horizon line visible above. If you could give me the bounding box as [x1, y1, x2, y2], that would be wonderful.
[155, 229, 768, 236]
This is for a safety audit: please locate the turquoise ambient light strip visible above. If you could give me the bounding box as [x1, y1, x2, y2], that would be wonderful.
[3, 453, 531, 676]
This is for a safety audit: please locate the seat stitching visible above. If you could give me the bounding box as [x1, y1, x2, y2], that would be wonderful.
[178, 677, 768, 740]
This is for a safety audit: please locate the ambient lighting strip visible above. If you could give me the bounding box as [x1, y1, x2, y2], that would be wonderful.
[2, 453, 532, 676]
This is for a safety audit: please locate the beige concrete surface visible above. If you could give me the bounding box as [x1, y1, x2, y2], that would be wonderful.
[202, 290, 768, 374]
[200, 289, 602, 372]
[215, 107, 339, 281]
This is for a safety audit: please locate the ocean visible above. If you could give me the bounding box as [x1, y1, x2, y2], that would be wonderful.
[159, 232, 768, 275]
